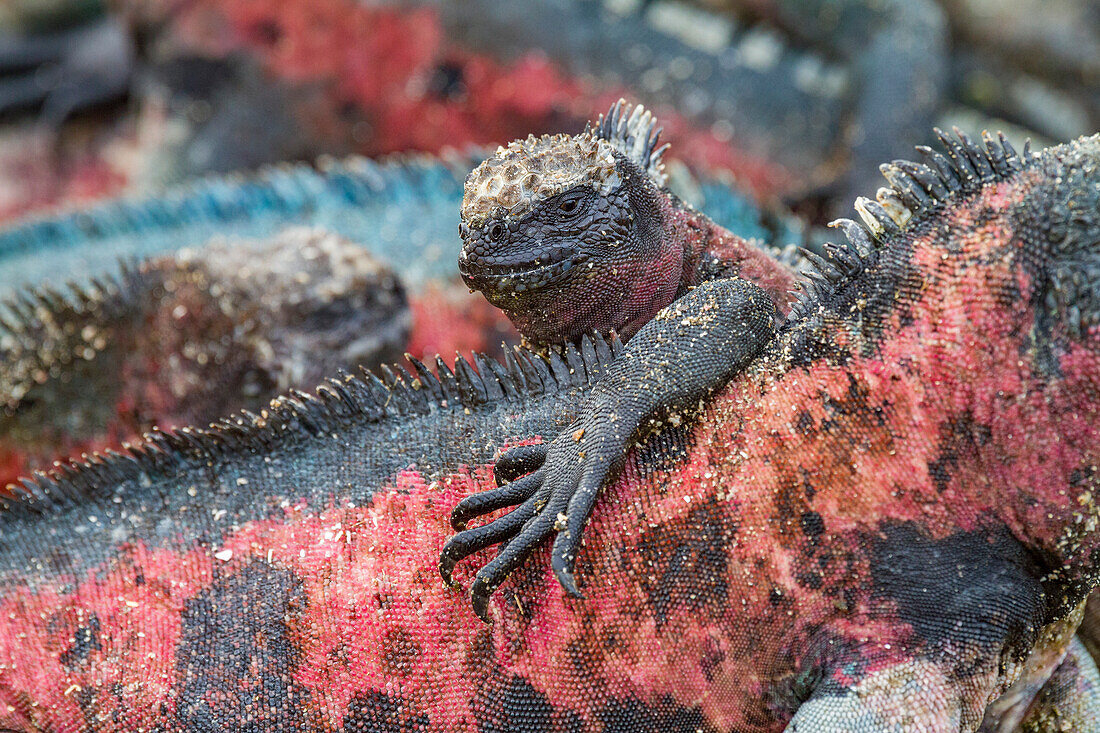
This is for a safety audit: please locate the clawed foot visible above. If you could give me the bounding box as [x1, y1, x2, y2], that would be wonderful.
[439, 417, 625, 621]
[440, 280, 777, 622]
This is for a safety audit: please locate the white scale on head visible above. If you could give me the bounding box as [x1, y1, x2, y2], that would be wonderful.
[461, 100, 670, 227]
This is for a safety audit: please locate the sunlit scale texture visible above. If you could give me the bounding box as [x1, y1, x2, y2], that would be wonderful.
[0, 135, 1098, 730]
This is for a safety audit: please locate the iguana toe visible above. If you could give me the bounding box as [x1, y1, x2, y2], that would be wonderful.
[550, 468, 609, 598]
[449, 469, 544, 530]
[439, 487, 548, 586]
[493, 443, 548, 485]
[466, 493, 571, 621]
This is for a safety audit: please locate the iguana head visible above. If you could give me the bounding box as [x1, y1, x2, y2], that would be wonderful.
[458, 100, 679, 343]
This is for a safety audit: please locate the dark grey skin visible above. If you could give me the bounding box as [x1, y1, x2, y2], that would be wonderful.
[440, 278, 778, 618]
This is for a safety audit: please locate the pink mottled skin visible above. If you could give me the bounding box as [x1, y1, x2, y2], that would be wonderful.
[560, 197, 797, 343]
[666, 200, 797, 316]
[0, 141, 1097, 730]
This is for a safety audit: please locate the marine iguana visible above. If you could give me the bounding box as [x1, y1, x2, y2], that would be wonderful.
[454, 100, 1100, 677]
[0, 228, 409, 487]
[446, 121, 1100, 629]
[0, 131, 1097, 730]
[447, 99, 795, 602]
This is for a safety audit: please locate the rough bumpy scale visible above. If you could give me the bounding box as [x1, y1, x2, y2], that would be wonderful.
[0, 132, 1098, 730]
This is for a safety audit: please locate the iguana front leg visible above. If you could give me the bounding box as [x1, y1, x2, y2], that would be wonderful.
[440, 277, 776, 620]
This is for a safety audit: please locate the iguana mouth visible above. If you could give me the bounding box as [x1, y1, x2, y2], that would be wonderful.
[459, 252, 589, 291]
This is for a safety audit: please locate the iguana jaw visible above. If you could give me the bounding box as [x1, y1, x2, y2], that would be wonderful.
[458, 249, 590, 292]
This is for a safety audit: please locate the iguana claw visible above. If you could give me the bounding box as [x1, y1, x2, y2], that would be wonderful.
[493, 444, 549, 485]
[449, 469, 544, 530]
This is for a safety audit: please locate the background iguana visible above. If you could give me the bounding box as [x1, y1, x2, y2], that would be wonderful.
[0, 228, 408, 488]
[0, 130, 1096, 731]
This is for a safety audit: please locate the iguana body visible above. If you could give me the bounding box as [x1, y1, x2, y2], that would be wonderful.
[0, 152, 477, 297]
[0, 228, 409, 487]
[454, 101, 1100, 683]
[0, 130, 1097, 731]
[0, 0, 927, 224]
[122, 0, 834, 197]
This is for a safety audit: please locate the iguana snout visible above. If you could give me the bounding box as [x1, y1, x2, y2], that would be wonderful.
[457, 208, 593, 294]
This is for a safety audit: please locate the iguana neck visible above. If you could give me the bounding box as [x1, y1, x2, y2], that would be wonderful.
[662, 191, 796, 315]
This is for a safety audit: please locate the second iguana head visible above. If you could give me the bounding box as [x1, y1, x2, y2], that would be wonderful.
[458, 99, 795, 344]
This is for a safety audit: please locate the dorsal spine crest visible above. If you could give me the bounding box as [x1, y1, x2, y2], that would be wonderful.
[0, 334, 622, 518]
[591, 98, 669, 187]
[787, 128, 1033, 324]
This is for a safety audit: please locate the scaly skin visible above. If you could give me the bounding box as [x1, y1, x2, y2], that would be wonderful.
[0, 133, 1096, 729]
[458, 99, 798, 344]
[454, 100, 1100, 704]
[0, 228, 409, 487]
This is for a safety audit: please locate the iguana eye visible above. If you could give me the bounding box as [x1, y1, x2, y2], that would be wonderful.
[559, 197, 580, 215]
[488, 222, 505, 242]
